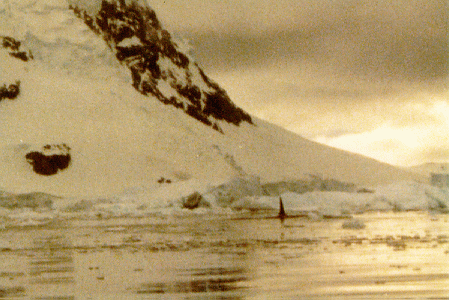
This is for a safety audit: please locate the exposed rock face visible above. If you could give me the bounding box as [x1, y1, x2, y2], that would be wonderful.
[1, 36, 29, 101]
[69, 0, 252, 132]
[181, 191, 207, 209]
[0, 81, 20, 101]
[25, 144, 71, 176]
[1, 36, 33, 62]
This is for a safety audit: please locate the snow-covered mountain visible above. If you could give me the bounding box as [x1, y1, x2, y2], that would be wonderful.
[0, 0, 424, 199]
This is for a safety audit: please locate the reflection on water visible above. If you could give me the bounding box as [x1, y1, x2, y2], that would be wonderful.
[0, 212, 447, 299]
[29, 235, 75, 299]
[137, 268, 247, 294]
[0, 233, 76, 299]
[0, 286, 26, 298]
[34, 297, 75, 300]
[138, 266, 248, 295]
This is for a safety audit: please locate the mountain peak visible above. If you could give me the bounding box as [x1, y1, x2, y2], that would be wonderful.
[1, 0, 252, 131]
[70, 0, 253, 131]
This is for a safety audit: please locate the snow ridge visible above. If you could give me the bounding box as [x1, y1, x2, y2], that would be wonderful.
[69, 0, 252, 132]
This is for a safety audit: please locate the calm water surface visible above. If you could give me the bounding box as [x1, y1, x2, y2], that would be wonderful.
[0, 212, 448, 299]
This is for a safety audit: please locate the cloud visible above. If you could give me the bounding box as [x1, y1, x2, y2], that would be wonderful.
[152, 0, 448, 82]
[150, 0, 448, 165]
[212, 62, 446, 130]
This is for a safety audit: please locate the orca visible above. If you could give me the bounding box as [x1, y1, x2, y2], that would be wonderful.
[231, 197, 308, 220]
[278, 197, 287, 219]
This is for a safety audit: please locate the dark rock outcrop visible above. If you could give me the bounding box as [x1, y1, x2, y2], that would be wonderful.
[1, 36, 33, 62]
[181, 191, 208, 209]
[0, 81, 20, 101]
[70, 0, 252, 132]
[25, 144, 71, 176]
[157, 177, 172, 184]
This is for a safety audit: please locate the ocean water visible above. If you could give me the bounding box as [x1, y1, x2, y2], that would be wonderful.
[0, 211, 447, 299]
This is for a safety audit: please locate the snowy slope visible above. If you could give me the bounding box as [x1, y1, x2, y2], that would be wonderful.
[407, 162, 449, 177]
[0, 0, 424, 199]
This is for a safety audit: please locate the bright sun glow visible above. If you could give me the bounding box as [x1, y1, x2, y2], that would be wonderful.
[314, 99, 449, 166]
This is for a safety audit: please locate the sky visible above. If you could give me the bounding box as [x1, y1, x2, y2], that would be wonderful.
[149, 0, 448, 167]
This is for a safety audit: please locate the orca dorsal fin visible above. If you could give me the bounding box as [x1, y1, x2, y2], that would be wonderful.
[278, 197, 287, 219]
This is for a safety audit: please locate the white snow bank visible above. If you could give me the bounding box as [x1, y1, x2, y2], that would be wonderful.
[3, 179, 447, 229]
[201, 179, 448, 217]
[374, 181, 448, 211]
[293, 181, 447, 216]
